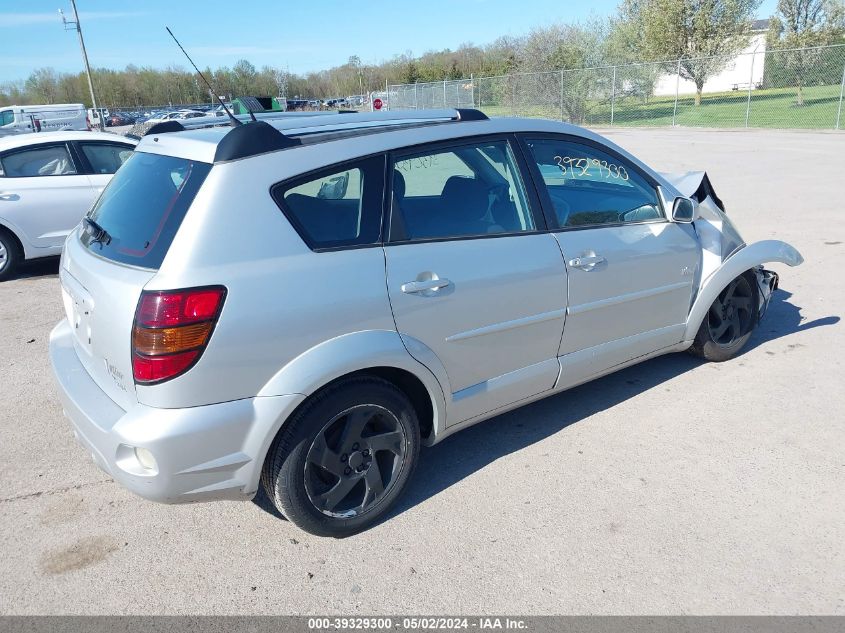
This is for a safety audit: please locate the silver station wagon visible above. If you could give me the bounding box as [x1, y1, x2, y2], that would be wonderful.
[49, 109, 802, 536]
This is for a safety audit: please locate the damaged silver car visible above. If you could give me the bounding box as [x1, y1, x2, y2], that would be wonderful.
[49, 110, 803, 536]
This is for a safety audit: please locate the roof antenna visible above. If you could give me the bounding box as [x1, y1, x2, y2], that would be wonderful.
[165, 26, 241, 127]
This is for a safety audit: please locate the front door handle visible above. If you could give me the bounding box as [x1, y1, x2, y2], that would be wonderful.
[568, 254, 606, 271]
[0, 193, 20, 201]
[401, 278, 452, 294]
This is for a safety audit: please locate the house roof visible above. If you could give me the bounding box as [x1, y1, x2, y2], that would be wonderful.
[751, 19, 770, 31]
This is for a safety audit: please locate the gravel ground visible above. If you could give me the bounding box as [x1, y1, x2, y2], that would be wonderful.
[0, 128, 842, 615]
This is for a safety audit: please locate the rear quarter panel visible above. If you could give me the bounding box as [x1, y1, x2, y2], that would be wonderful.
[136, 155, 398, 409]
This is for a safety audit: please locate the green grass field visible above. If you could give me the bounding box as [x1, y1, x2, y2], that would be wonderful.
[478, 84, 844, 129]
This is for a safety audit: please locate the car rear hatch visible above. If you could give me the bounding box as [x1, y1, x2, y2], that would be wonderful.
[59, 150, 212, 410]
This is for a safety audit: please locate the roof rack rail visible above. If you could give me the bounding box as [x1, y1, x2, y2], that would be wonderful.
[129, 107, 493, 161]
[134, 107, 489, 138]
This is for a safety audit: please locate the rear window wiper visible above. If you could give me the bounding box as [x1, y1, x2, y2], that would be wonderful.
[83, 216, 112, 247]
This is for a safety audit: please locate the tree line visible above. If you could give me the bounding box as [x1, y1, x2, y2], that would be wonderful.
[1, 0, 842, 109]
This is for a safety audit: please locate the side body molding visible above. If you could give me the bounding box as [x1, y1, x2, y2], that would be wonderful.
[683, 240, 803, 342]
[257, 329, 449, 444]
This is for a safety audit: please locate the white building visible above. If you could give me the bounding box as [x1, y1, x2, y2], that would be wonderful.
[653, 20, 769, 96]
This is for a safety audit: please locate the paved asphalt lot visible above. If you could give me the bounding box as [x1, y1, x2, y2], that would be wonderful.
[0, 129, 842, 615]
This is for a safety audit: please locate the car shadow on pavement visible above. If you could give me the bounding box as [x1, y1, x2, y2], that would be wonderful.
[387, 289, 839, 526]
[744, 289, 839, 353]
[251, 289, 838, 532]
[14, 256, 60, 280]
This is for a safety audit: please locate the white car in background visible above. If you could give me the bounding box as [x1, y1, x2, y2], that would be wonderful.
[146, 110, 207, 123]
[0, 130, 136, 280]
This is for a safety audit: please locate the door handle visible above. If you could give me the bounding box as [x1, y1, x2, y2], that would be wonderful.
[568, 255, 606, 270]
[401, 278, 452, 294]
[0, 193, 20, 201]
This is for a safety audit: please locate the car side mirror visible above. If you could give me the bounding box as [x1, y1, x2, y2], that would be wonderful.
[672, 197, 697, 223]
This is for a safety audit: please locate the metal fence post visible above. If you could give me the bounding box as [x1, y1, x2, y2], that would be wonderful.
[443, 79, 447, 108]
[837, 56, 845, 130]
[610, 65, 617, 126]
[470, 73, 474, 108]
[560, 70, 564, 121]
[745, 46, 759, 128]
[414, 82, 418, 109]
[672, 58, 681, 126]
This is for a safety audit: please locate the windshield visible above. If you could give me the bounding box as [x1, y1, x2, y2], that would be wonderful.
[81, 151, 211, 269]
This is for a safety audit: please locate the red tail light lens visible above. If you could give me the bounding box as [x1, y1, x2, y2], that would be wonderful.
[132, 286, 226, 384]
[133, 350, 199, 383]
[137, 288, 225, 327]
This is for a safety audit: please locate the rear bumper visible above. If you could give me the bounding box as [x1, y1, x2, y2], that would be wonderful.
[48, 319, 305, 504]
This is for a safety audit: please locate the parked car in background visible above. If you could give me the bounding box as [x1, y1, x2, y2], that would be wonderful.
[174, 110, 208, 120]
[0, 131, 136, 280]
[87, 108, 110, 130]
[147, 109, 207, 123]
[0, 104, 88, 137]
[285, 99, 309, 111]
[107, 112, 135, 127]
[47, 109, 803, 537]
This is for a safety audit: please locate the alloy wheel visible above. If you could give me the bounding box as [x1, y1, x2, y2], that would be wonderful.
[708, 276, 754, 346]
[304, 404, 407, 518]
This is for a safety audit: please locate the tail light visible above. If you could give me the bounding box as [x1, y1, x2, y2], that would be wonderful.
[132, 286, 226, 384]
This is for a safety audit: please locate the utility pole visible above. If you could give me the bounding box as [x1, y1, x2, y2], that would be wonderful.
[60, 0, 102, 130]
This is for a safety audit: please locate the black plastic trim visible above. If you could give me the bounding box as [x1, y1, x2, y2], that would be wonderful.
[455, 108, 489, 121]
[144, 120, 186, 136]
[214, 121, 301, 163]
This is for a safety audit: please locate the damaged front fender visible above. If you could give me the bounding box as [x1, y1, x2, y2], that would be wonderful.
[683, 240, 803, 343]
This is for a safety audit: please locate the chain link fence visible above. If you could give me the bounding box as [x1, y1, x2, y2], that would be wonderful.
[388, 44, 845, 130]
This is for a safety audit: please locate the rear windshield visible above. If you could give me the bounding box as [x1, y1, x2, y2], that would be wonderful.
[81, 152, 211, 269]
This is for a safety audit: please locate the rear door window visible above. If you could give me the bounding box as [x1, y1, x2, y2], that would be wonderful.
[0, 144, 77, 177]
[390, 139, 535, 241]
[81, 152, 211, 268]
[78, 142, 134, 174]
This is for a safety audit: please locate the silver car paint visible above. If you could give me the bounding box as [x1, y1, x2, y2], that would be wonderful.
[384, 233, 567, 424]
[49, 114, 803, 505]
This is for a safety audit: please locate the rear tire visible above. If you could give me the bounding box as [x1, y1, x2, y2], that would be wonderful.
[0, 229, 22, 282]
[261, 375, 421, 537]
[689, 271, 758, 362]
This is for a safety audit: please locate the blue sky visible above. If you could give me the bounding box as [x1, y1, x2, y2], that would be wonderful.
[1, 0, 779, 83]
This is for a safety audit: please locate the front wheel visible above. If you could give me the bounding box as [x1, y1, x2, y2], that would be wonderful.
[689, 272, 758, 362]
[261, 375, 420, 537]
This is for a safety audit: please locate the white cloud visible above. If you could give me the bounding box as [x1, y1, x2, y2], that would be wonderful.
[0, 11, 145, 28]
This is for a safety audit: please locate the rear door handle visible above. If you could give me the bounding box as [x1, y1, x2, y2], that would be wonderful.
[568, 255, 606, 270]
[401, 278, 452, 294]
[0, 193, 20, 201]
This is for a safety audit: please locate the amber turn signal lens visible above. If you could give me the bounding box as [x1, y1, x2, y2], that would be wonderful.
[132, 321, 213, 356]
